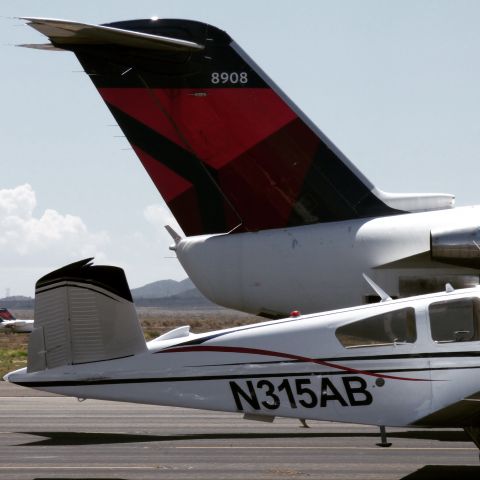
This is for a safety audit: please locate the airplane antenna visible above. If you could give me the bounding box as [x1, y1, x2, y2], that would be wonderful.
[445, 283, 455, 293]
[362, 274, 392, 302]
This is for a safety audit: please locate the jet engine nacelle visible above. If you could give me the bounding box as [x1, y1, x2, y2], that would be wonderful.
[431, 226, 480, 268]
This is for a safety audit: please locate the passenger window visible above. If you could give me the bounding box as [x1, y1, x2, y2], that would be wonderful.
[429, 298, 480, 343]
[336, 308, 416, 348]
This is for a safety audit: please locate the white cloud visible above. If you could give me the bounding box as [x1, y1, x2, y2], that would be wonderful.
[143, 203, 183, 237]
[0, 183, 109, 264]
[143, 203, 181, 231]
[0, 187, 188, 296]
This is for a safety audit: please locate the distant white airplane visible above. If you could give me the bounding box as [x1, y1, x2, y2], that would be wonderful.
[20, 17, 480, 317]
[0, 308, 33, 333]
[5, 259, 480, 455]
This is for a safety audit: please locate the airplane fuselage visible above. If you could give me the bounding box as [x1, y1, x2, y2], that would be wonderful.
[0, 320, 34, 333]
[175, 206, 480, 316]
[8, 287, 480, 428]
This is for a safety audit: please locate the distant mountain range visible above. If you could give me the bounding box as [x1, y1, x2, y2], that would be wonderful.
[0, 295, 33, 309]
[131, 278, 194, 299]
[0, 279, 220, 310]
[131, 278, 220, 309]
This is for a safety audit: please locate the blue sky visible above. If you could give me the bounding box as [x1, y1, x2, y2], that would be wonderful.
[2, 0, 480, 295]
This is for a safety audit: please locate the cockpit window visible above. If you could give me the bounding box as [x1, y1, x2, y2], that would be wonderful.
[335, 308, 416, 348]
[429, 297, 480, 343]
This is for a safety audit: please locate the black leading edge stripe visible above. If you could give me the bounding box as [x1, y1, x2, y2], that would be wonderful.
[12, 365, 480, 388]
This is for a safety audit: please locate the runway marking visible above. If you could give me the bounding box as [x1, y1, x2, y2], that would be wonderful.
[0, 466, 163, 470]
[175, 446, 477, 451]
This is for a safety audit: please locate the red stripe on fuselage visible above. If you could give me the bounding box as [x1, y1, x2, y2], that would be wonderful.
[162, 345, 431, 382]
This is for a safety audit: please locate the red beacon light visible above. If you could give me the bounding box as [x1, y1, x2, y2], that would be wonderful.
[290, 310, 301, 318]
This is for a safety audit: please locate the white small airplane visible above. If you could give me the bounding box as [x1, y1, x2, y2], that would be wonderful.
[19, 17, 480, 318]
[5, 259, 480, 455]
[0, 308, 33, 333]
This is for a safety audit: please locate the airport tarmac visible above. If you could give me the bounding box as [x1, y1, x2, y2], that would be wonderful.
[0, 382, 479, 480]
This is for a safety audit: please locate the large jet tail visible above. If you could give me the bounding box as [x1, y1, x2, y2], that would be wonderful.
[23, 18, 454, 235]
[0, 308, 15, 322]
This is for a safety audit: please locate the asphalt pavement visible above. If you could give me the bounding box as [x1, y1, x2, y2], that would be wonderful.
[0, 382, 479, 480]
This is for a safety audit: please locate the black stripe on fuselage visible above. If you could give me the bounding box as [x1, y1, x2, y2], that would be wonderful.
[185, 350, 480, 368]
[158, 318, 480, 353]
[12, 364, 480, 388]
[157, 316, 326, 348]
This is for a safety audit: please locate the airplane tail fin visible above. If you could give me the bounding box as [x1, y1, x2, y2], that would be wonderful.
[27, 258, 146, 373]
[23, 18, 454, 235]
[0, 308, 15, 321]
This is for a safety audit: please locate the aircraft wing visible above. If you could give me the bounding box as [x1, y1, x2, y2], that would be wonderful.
[21, 17, 204, 52]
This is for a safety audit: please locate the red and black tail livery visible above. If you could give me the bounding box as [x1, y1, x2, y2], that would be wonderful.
[23, 18, 405, 235]
[0, 308, 15, 322]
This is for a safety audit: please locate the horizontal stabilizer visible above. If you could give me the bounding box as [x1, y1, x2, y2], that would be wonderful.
[28, 258, 147, 373]
[19, 43, 63, 51]
[21, 17, 204, 52]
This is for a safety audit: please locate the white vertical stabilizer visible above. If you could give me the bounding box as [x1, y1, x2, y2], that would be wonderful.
[28, 259, 147, 372]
